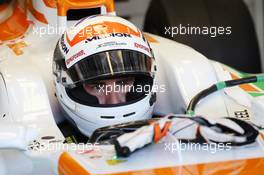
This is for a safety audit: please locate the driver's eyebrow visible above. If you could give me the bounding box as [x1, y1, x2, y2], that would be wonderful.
[87, 81, 106, 85]
[86, 77, 134, 85]
[116, 77, 134, 84]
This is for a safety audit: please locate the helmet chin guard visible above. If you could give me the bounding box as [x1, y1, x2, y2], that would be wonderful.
[56, 80, 155, 136]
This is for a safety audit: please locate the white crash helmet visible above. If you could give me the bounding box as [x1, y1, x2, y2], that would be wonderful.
[53, 15, 157, 137]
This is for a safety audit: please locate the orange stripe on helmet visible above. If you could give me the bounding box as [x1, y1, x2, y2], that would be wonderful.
[66, 21, 141, 47]
[0, 3, 30, 42]
[27, 0, 48, 24]
[58, 152, 91, 175]
[43, 0, 57, 8]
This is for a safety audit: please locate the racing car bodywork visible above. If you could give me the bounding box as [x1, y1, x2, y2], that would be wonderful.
[0, 0, 264, 174]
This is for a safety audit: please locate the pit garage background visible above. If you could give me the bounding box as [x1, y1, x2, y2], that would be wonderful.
[115, 0, 264, 72]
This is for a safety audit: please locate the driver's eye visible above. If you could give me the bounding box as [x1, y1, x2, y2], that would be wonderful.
[116, 79, 134, 86]
[85, 83, 104, 91]
[116, 80, 126, 86]
[93, 83, 104, 90]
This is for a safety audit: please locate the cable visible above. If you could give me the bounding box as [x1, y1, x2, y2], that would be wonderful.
[186, 74, 264, 116]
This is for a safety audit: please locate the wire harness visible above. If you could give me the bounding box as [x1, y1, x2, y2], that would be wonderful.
[186, 75, 264, 115]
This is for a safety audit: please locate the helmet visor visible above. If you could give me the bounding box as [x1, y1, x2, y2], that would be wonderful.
[63, 50, 154, 87]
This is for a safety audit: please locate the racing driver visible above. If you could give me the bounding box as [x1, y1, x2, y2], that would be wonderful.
[53, 15, 157, 142]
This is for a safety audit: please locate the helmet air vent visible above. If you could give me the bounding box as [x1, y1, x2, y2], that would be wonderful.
[100, 115, 115, 119]
[123, 112, 136, 117]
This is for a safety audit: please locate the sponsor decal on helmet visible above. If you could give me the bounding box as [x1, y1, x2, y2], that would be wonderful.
[66, 21, 141, 47]
[66, 50, 85, 66]
[61, 35, 69, 54]
[96, 41, 127, 49]
[134, 42, 150, 53]
[85, 33, 132, 43]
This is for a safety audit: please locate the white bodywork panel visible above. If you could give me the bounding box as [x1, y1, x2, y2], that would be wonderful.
[0, 1, 264, 174]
